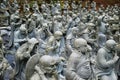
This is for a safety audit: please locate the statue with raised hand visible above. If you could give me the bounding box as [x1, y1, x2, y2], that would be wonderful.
[65, 38, 92, 80]
[95, 39, 119, 80]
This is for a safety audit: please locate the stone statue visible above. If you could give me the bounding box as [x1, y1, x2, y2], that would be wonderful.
[23, 0, 31, 22]
[78, 22, 96, 44]
[65, 38, 92, 80]
[25, 17, 37, 39]
[14, 38, 38, 80]
[0, 1, 10, 26]
[0, 36, 14, 80]
[53, 31, 65, 57]
[71, 1, 77, 13]
[66, 27, 79, 57]
[41, 1, 48, 14]
[32, 1, 40, 14]
[90, 1, 96, 11]
[53, 15, 63, 33]
[26, 54, 65, 80]
[77, 1, 82, 12]
[0, 1, 119, 80]
[10, 9, 22, 31]
[97, 15, 108, 48]
[63, 1, 69, 14]
[46, 31, 66, 79]
[36, 23, 51, 55]
[14, 24, 27, 49]
[0, 30, 10, 49]
[95, 39, 119, 80]
[10, 0, 19, 14]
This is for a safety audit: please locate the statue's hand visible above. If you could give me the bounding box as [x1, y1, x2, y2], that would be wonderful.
[35, 65, 44, 75]
[114, 54, 119, 61]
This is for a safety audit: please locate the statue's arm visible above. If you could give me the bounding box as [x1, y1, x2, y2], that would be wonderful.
[35, 65, 48, 80]
[14, 32, 27, 43]
[14, 38, 27, 43]
[97, 49, 119, 68]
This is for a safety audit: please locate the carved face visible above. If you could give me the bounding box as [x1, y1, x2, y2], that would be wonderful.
[72, 27, 79, 35]
[106, 40, 117, 51]
[43, 63, 57, 74]
[103, 16, 109, 23]
[74, 38, 89, 53]
[20, 24, 27, 35]
[77, 43, 88, 53]
[40, 55, 57, 74]
[54, 31, 62, 41]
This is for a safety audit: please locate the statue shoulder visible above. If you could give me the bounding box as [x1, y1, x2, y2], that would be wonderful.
[69, 52, 81, 61]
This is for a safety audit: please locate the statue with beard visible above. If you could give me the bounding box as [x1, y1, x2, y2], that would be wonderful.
[26, 54, 65, 80]
[65, 38, 92, 80]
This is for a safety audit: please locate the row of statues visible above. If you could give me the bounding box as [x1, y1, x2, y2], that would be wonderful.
[0, 0, 120, 80]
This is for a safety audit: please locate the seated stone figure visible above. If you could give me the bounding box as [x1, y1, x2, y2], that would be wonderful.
[65, 38, 92, 80]
[0, 36, 14, 80]
[25, 54, 66, 80]
[66, 27, 79, 56]
[95, 39, 119, 80]
[14, 24, 27, 49]
[15, 38, 39, 80]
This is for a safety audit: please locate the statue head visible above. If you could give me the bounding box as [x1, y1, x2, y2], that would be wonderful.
[102, 15, 109, 23]
[32, 1, 39, 11]
[74, 38, 89, 53]
[32, 13, 38, 21]
[43, 13, 47, 19]
[56, 15, 62, 22]
[27, 38, 39, 52]
[78, 22, 87, 32]
[39, 55, 57, 74]
[71, 27, 79, 35]
[87, 23, 95, 30]
[105, 39, 117, 51]
[20, 24, 27, 35]
[54, 31, 63, 41]
[42, 23, 48, 30]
